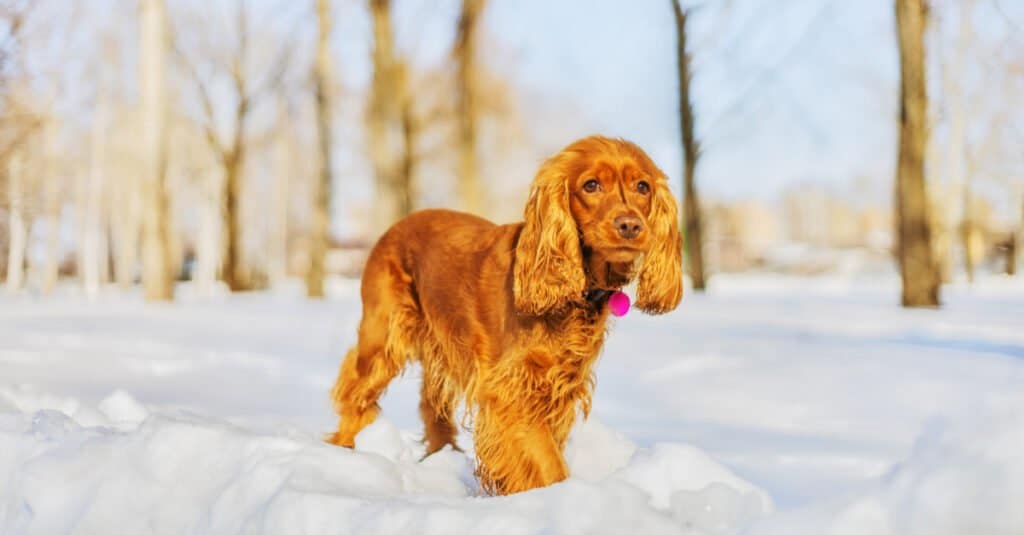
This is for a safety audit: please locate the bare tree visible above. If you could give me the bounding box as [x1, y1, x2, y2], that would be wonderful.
[672, 0, 706, 291]
[140, 0, 174, 300]
[4, 149, 26, 293]
[81, 82, 111, 297]
[306, 0, 333, 298]
[367, 0, 409, 235]
[268, 96, 295, 288]
[40, 118, 61, 294]
[175, 0, 292, 291]
[396, 63, 417, 216]
[1, 2, 34, 292]
[192, 165, 222, 297]
[895, 0, 940, 307]
[452, 0, 485, 215]
[938, 0, 980, 283]
[110, 120, 142, 289]
[928, 0, 1024, 281]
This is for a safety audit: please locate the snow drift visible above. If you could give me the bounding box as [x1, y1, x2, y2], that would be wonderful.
[3, 275, 1024, 533]
[0, 389, 773, 534]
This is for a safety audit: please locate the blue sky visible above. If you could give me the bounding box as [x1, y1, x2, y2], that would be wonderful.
[447, 0, 892, 195]
[321, 0, 913, 201]
[24, 0, 1024, 212]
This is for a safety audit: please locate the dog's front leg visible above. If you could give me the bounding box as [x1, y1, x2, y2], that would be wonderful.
[472, 352, 572, 495]
[473, 400, 568, 495]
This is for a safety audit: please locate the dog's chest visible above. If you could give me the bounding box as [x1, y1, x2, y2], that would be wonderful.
[526, 310, 608, 384]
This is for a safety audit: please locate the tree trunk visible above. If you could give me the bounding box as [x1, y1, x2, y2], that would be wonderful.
[269, 106, 292, 288]
[960, 213, 978, 283]
[1018, 196, 1024, 276]
[453, 0, 485, 215]
[5, 152, 26, 294]
[221, 153, 249, 291]
[82, 92, 109, 297]
[194, 169, 221, 297]
[895, 0, 940, 307]
[945, 0, 975, 284]
[111, 165, 141, 289]
[176, 2, 264, 292]
[307, 0, 334, 298]
[140, 0, 174, 301]
[398, 63, 415, 218]
[672, 0, 706, 291]
[41, 122, 61, 294]
[1006, 232, 1017, 276]
[1015, 197, 1024, 276]
[367, 0, 407, 236]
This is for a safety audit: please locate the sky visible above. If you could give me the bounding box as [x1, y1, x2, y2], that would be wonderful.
[314, 0, 1020, 204]
[237, 0, 913, 226]
[481, 0, 1019, 203]
[409, 0, 900, 200]
[16, 0, 1024, 228]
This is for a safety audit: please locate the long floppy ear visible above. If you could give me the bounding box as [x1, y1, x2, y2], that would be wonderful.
[635, 175, 683, 314]
[513, 156, 586, 315]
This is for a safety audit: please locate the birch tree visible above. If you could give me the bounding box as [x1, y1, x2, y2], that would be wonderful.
[306, 0, 333, 298]
[110, 120, 142, 289]
[40, 119, 61, 294]
[192, 166, 222, 297]
[81, 85, 110, 297]
[140, 0, 174, 300]
[4, 150, 26, 293]
[939, 0, 979, 283]
[268, 98, 295, 288]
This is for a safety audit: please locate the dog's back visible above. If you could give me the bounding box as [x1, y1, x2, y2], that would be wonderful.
[328, 209, 520, 453]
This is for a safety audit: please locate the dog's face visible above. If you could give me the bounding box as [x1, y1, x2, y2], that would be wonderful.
[567, 149, 657, 264]
[513, 136, 683, 316]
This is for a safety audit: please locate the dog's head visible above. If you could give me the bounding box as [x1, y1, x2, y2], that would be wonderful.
[513, 136, 683, 316]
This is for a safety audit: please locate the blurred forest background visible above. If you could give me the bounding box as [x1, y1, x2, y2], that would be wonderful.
[0, 0, 1021, 307]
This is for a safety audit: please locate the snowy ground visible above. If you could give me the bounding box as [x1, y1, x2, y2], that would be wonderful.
[2, 274, 1023, 534]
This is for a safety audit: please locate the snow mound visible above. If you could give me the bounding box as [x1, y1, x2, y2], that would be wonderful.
[564, 417, 637, 481]
[614, 443, 773, 533]
[748, 398, 1024, 534]
[0, 389, 770, 534]
[97, 389, 149, 425]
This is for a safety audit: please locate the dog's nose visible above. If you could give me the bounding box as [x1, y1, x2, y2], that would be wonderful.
[614, 215, 643, 240]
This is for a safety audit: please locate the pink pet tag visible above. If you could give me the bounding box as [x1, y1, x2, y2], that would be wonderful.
[608, 291, 630, 317]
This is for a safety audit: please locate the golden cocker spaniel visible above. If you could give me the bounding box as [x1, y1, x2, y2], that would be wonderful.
[328, 135, 683, 495]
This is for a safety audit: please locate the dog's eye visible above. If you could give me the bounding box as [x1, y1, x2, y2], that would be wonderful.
[636, 181, 651, 195]
[582, 179, 600, 193]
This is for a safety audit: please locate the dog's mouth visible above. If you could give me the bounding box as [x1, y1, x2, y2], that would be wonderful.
[579, 228, 647, 265]
[601, 246, 645, 262]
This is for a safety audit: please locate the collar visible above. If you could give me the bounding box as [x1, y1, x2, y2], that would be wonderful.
[584, 288, 612, 305]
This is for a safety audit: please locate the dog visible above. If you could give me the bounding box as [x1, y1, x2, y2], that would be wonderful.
[327, 136, 683, 494]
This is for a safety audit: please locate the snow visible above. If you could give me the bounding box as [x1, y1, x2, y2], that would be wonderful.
[747, 397, 1024, 534]
[1, 274, 1023, 533]
[0, 399, 751, 534]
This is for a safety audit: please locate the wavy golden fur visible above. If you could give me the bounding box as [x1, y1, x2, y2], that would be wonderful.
[327, 136, 683, 494]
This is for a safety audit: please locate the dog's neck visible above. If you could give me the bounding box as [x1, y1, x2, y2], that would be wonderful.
[580, 244, 638, 298]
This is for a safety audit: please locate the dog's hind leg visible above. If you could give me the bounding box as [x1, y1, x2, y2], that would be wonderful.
[419, 356, 461, 456]
[326, 337, 398, 447]
[327, 272, 418, 448]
